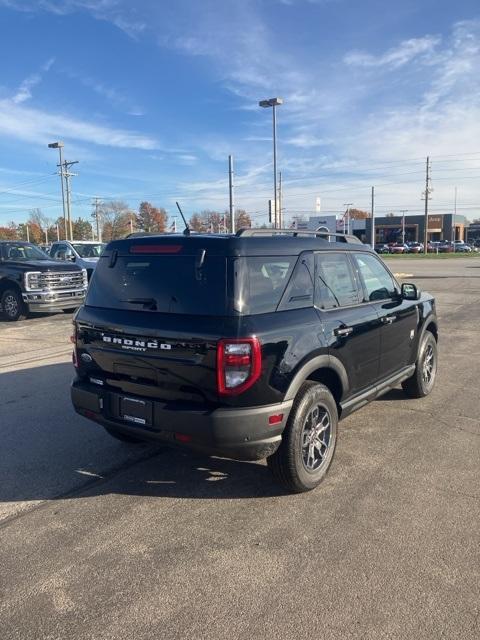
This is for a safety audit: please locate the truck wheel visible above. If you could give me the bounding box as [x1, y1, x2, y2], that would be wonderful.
[402, 332, 437, 398]
[104, 427, 143, 444]
[1, 288, 27, 321]
[267, 381, 338, 493]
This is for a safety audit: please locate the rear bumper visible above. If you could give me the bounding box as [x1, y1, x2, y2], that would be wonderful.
[23, 289, 85, 312]
[71, 379, 293, 461]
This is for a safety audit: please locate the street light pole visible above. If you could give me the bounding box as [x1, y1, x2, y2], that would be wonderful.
[48, 141, 67, 240]
[259, 97, 283, 229]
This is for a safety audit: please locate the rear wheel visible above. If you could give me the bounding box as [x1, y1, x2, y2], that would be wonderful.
[402, 332, 437, 398]
[104, 427, 143, 444]
[1, 288, 27, 321]
[267, 381, 338, 493]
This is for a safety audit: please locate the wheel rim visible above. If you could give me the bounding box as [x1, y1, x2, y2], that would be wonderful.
[301, 404, 332, 473]
[4, 294, 18, 317]
[422, 343, 436, 386]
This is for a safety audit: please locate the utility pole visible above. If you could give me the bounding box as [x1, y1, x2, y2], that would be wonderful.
[278, 171, 283, 229]
[26, 223, 30, 243]
[62, 160, 79, 241]
[93, 198, 101, 242]
[343, 203, 353, 235]
[400, 210, 408, 244]
[423, 156, 431, 253]
[48, 142, 67, 240]
[371, 186, 375, 247]
[452, 186, 458, 250]
[228, 155, 235, 233]
[56, 223, 60, 241]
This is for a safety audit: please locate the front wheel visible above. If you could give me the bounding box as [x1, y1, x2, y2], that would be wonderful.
[1, 288, 27, 321]
[267, 381, 338, 493]
[402, 332, 438, 398]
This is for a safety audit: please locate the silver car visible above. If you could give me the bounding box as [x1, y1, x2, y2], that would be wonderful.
[50, 241, 106, 280]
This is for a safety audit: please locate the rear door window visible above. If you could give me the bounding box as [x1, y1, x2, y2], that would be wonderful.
[233, 257, 296, 314]
[314, 252, 359, 309]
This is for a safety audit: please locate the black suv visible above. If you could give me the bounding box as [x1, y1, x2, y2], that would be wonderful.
[71, 230, 438, 492]
[0, 241, 87, 321]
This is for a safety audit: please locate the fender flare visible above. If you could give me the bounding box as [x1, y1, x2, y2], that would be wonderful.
[284, 354, 349, 402]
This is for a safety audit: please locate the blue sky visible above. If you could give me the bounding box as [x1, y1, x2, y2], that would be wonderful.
[1, 0, 480, 226]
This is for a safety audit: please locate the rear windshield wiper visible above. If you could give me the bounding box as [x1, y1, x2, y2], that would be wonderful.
[124, 297, 158, 310]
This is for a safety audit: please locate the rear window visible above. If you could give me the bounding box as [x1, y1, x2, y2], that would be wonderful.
[87, 251, 304, 316]
[87, 255, 228, 315]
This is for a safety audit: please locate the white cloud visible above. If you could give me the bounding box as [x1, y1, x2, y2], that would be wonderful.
[0, 99, 158, 149]
[11, 58, 55, 104]
[344, 35, 441, 69]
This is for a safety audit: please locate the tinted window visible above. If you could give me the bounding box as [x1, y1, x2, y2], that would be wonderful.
[233, 257, 296, 314]
[3, 243, 49, 261]
[87, 255, 227, 315]
[278, 253, 314, 310]
[354, 253, 398, 301]
[72, 243, 105, 258]
[315, 252, 359, 309]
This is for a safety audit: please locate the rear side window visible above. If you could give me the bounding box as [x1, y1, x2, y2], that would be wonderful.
[233, 257, 296, 314]
[315, 252, 359, 309]
[87, 255, 227, 315]
[278, 253, 314, 311]
[353, 253, 398, 301]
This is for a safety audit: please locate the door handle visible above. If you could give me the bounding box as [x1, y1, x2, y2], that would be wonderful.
[334, 326, 353, 337]
[382, 316, 395, 324]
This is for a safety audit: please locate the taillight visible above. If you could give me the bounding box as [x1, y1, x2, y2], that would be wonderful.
[217, 338, 261, 395]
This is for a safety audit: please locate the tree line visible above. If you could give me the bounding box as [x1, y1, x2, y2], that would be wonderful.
[0, 201, 253, 242]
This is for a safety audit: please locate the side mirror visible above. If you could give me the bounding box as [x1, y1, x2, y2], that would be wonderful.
[57, 251, 67, 260]
[401, 282, 420, 300]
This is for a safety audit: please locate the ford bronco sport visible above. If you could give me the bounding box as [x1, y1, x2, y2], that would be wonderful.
[71, 229, 438, 492]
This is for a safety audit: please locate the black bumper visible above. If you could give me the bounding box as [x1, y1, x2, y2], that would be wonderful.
[71, 380, 293, 461]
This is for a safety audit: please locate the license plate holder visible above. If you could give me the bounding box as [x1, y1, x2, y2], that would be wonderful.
[119, 396, 152, 427]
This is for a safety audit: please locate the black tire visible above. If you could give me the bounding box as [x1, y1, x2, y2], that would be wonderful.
[402, 332, 437, 398]
[267, 381, 338, 493]
[1, 288, 27, 321]
[104, 427, 143, 444]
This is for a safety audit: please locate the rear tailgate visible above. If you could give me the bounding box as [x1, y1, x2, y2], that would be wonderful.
[75, 306, 225, 405]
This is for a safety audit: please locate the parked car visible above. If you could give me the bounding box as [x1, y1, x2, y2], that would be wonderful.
[71, 229, 438, 493]
[0, 240, 87, 321]
[438, 241, 454, 253]
[50, 241, 106, 280]
[389, 243, 410, 254]
[453, 241, 472, 253]
[406, 242, 423, 254]
[374, 243, 390, 254]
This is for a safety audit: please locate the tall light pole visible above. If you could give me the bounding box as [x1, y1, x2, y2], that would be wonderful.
[48, 141, 67, 240]
[259, 97, 283, 229]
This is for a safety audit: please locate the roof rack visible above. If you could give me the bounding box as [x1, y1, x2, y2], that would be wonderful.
[236, 228, 363, 244]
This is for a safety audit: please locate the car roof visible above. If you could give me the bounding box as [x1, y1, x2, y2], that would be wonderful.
[105, 231, 374, 257]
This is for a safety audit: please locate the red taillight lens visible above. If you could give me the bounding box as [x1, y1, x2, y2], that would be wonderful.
[217, 338, 262, 395]
[129, 244, 182, 254]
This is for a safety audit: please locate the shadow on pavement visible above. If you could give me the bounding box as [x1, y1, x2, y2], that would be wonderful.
[0, 363, 284, 506]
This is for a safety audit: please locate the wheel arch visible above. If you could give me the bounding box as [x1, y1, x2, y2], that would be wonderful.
[0, 277, 22, 296]
[284, 355, 349, 410]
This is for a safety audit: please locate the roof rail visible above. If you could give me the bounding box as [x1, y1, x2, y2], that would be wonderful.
[236, 228, 363, 244]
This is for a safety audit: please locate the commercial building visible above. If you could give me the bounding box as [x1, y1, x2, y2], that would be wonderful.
[365, 213, 468, 244]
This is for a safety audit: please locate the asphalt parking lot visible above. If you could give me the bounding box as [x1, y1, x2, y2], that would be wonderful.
[0, 257, 479, 640]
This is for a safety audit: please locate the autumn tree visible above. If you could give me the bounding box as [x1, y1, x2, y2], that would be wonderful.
[348, 208, 370, 220]
[0, 223, 18, 240]
[100, 201, 133, 241]
[72, 217, 93, 241]
[137, 201, 168, 233]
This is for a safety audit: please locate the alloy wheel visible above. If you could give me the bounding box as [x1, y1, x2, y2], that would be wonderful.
[301, 404, 332, 473]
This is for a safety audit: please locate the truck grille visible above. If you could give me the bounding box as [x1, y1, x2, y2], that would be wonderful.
[38, 271, 85, 290]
